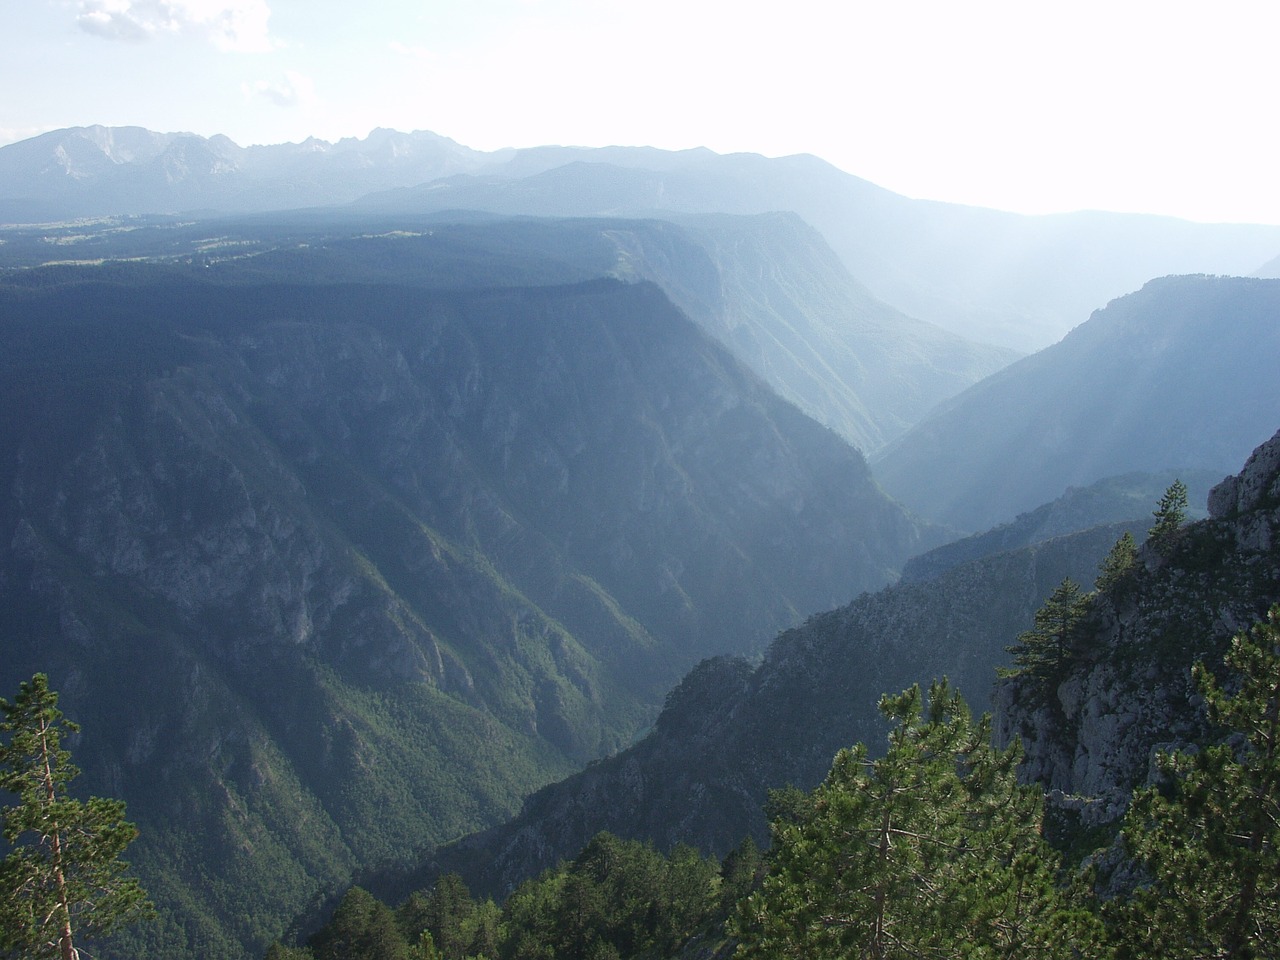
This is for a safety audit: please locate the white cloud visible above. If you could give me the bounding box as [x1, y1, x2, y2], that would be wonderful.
[75, 0, 274, 52]
[75, 0, 153, 41]
[388, 40, 434, 61]
[242, 69, 315, 108]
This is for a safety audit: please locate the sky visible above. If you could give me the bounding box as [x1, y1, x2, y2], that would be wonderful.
[2, 0, 1278, 225]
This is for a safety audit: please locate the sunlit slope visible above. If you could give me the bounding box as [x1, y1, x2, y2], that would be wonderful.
[874, 275, 1280, 531]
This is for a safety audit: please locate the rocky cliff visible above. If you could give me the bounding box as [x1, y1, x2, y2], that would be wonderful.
[994, 428, 1280, 826]
[401, 428, 1280, 908]
[0, 210, 1014, 456]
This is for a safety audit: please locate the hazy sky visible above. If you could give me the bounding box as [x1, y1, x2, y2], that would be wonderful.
[3, 0, 1278, 225]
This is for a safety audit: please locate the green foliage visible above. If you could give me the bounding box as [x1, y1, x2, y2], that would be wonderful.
[301, 835, 723, 960]
[293, 596, 1280, 960]
[1112, 605, 1280, 958]
[1003, 577, 1092, 684]
[264, 943, 315, 960]
[501, 832, 719, 960]
[733, 679, 1100, 959]
[0, 251, 928, 958]
[1095, 530, 1139, 595]
[1148, 479, 1189, 556]
[310, 887, 411, 960]
[396, 874, 498, 960]
[0, 674, 153, 960]
[717, 835, 763, 915]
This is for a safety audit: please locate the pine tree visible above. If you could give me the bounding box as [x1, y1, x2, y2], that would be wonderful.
[733, 680, 1099, 959]
[264, 944, 314, 960]
[397, 873, 477, 960]
[1148, 479, 1189, 557]
[0, 674, 152, 960]
[719, 835, 763, 913]
[1095, 531, 1139, 596]
[1004, 578, 1091, 683]
[1114, 605, 1280, 958]
[310, 887, 410, 960]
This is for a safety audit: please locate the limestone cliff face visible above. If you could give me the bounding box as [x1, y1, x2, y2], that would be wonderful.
[993, 428, 1280, 824]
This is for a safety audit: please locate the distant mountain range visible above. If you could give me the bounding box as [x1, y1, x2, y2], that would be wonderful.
[0, 209, 1014, 456]
[874, 275, 1280, 531]
[4, 125, 1279, 351]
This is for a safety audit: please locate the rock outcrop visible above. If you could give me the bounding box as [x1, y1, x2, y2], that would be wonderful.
[994, 427, 1280, 826]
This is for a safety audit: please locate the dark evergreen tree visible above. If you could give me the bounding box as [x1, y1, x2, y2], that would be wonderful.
[733, 680, 1099, 959]
[1003, 578, 1091, 684]
[501, 868, 563, 960]
[1095, 530, 1139, 595]
[719, 835, 763, 913]
[493, 832, 721, 960]
[264, 944, 314, 960]
[310, 887, 410, 960]
[652, 843, 718, 955]
[0, 674, 152, 960]
[1114, 605, 1280, 958]
[397, 873, 480, 960]
[1148, 479, 1189, 556]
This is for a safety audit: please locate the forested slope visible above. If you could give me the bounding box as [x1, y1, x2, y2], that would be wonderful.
[0, 259, 929, 958]
[409, 520, 1144, 898]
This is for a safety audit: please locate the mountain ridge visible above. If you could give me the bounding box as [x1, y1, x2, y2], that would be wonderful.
[874, 274, 1280, 531]
[0, 259, 933, 958]
[5, 125, 1279, 351]
[0, 210, 1015, 455]
[994, 426, 1280, 833]
[385, 425, 1280, 916]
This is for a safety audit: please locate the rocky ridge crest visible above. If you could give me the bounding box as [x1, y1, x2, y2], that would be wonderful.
[994, 427, 1280, 825]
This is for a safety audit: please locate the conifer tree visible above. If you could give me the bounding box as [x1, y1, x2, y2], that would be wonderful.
[1114, 605, 1280, 958]
[1095, 530, 1139, 595]
[310, 887, 410, 960]
[1148, 479, 1189, 556]
[734, 680, 1099, 959]
[264, 943, 314, 960]
[719, 835, 763, 913]
[0, 674, 152, 960]
[1004, 577, 1091, 683]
